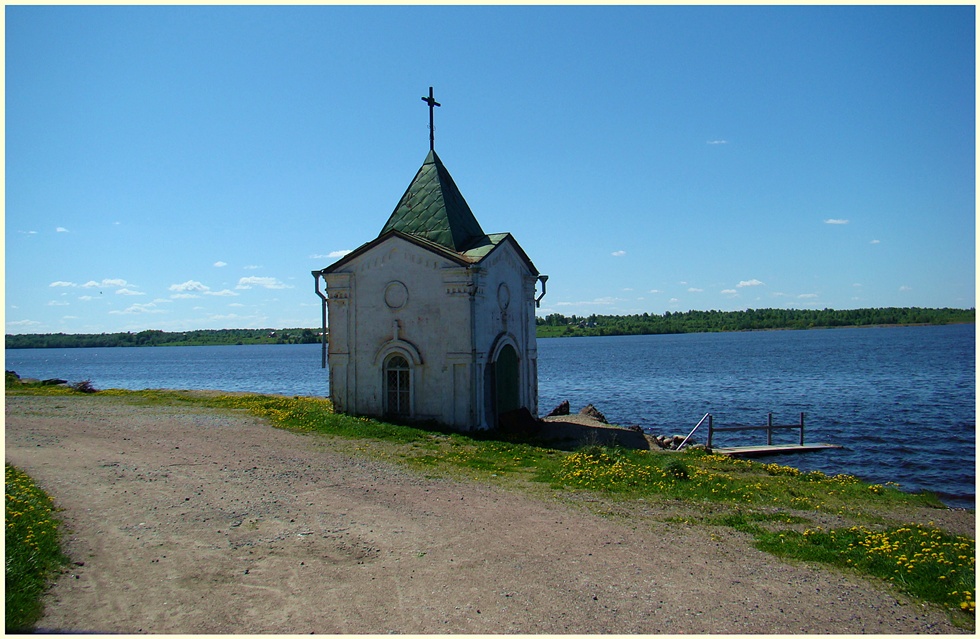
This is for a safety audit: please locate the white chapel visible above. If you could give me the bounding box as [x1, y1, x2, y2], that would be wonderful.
[312, 91, 547, 431]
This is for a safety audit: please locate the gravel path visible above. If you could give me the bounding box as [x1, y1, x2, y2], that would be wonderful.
[5, 395, 968, 633]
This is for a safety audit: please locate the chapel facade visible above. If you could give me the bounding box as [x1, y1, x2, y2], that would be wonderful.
[312, 119, 547, 431]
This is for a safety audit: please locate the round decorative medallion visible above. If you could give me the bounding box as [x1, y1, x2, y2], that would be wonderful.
[384, 281, 408, 309]
[497, 282, 511, 310]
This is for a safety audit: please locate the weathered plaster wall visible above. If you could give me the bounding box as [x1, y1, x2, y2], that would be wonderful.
[323, 235, 537, 430]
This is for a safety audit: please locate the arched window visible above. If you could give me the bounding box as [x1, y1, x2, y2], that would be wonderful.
[385, 354, 411, 417]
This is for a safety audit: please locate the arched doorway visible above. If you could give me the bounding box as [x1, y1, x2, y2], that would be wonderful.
[494, 344, 520, 421]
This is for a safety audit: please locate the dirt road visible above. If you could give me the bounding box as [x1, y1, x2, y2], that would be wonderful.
[4, 395, 966, 633]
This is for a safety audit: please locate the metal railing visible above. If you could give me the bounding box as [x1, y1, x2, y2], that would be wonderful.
[706, 412, 806, 449]
[676, 413, 711, 450]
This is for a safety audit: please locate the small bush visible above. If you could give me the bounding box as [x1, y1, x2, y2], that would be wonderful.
[70, 380, 98, 394]
[664, 459, 690, 480]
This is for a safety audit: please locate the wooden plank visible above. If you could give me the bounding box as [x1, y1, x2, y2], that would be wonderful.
[711, 443, 843, 458]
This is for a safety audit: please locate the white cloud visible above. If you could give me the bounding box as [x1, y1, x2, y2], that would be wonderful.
[170, 293, 198, 299]
[669, 298, 679, 303]
[47, 300, 70, 306]
[824, 219, 849, 225]
[169, 280, 210, 293]
[214, 261, 228, 268]
[899, 285, 912, 292]
[109, 303, 165, 315]
[707, 139, 728, 145]
[19, 230, 38, 235]
[116, 288, 145, 296]
[553, 297, 625, 307]
[49, 281, 76, 288]
[688, 288, 703, 293]
[649, 289, 663, 294]
[7, 319, 41, 328]
[798, 293, 818, 299]
[721, 289, 738, 295]
[737, 279, 765, 288]
[236, 276, 292, 290]
[243, 264, 262, 270]
[870, 239, 881, 244]
[56, 227, 69, 233]
[309, 250, 355, 260]
[205, 289, 239, 297]
[203, 312, 266, 323]
[611, 250, 627, 257]
[82, 278, 129, 289]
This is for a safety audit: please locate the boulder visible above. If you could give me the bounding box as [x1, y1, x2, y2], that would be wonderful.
[578, 404, 608, 424]
[546, 400, 570, 417]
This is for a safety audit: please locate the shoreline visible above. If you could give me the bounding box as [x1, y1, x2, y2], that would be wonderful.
[7, 374, 976, 511]
[6, 308, 974, 348]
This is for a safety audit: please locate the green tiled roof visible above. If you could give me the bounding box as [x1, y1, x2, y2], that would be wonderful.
[315, 150, 538, 278]
[379, 150, 491, 253]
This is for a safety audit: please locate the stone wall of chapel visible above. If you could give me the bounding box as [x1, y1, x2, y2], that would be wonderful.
[473, 240, 539, 420]
[324, 235, 538, 430]
[327, 236, 474, 424]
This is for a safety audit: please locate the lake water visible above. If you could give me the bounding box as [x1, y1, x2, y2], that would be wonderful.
[5, 324, 975, 509]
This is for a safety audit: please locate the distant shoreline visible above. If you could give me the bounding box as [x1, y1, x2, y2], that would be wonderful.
[541, 320, 976, 339]
[5, 307, 974, 349]
[535, 307, 974, 339]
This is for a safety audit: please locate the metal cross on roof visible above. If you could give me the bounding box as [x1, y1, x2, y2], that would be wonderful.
[421, 86, 441, 151]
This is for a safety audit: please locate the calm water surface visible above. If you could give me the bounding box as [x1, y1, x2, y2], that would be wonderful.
[5, 325, 974, 508]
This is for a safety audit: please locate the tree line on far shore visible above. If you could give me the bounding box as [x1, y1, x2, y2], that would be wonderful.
[4, 328, 324, 349]
[5, 307, 974, 349]
[535, 307, 975, 338]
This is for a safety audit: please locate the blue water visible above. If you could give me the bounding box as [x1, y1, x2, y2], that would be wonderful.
[5, 325, 975, 508]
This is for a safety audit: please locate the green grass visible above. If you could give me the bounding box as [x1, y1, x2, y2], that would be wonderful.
[539, 443, 943, 511]
[753, 523, 975, 615]
[6, 383, 974, 627]
[5, 464, 70, 632]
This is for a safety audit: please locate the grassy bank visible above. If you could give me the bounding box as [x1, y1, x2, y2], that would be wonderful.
[6, 378, 975, 629]
[5, 463, 70, 632]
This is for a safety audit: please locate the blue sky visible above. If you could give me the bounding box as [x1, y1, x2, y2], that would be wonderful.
[6, 5, 975, 334]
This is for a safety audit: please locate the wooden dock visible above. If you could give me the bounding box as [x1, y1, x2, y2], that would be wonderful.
[711, 443, 844, 458]
[684, 412, 843, 457]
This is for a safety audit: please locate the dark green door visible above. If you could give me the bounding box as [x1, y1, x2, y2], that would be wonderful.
[495, 345, 520, 418]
